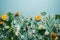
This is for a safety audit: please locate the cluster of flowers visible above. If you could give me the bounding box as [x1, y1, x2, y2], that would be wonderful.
[0, 12, 59, 40]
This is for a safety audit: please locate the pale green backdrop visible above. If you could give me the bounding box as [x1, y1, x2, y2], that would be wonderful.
[0, 0, 60, 17]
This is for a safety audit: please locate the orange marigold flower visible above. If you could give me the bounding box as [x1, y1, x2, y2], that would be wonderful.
[15, 12, 19, 16]
[51, 32, 57, 38]
[0, 21, 4, 25]
[1, 14, 7, 21]
[35, 15, 41, 21]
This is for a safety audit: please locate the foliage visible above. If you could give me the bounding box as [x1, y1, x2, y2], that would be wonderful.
[0, 12, 60, 40]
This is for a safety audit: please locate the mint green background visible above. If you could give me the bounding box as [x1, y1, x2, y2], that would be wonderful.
[0, 0, 60, 17]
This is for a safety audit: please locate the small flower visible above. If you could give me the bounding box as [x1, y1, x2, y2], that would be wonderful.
[51, 32, 57, 38]
[3, 28, 5, 31]
[13, 20, 17, 24]
[16, 25, 21, 31]
[1, 14, 7, 21]
[32, 29, 35, 34]
[21, 35, 25, 39]
[23, 28, 26, 31]
[15, 12, 19, 16]
[30, 25, 33, 28]
[38, 25, 45, 30]
[0, 21, 4, 25]
[35, 15, 41, 21]
[1, 35, 3, 37]
[16, 27, 20, 31]
[15, 31, 19, 36]
[45, 31, 49, 36]
[4, 26, 9, 29]
[38, 25, 46, 35]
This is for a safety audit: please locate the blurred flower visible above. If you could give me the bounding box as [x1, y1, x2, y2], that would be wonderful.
[38, 25, 46, 30]
[32, 29, 35, 34]
[15, 25, 20, 36]
[16, 25, 21, 31]
[15, 31, 19, 36]
[45, 31, 49, 36]
[23, 28, 26, 31]
[21, 35, 25, 39]
[13, 20, 17, 24]
[35, 15, 41, 21]
[38, 25, 46, 35]
[1, 14, 7, 21]
[15, 12, 19, 16]
[51, 32, 57, 38]
[4, 26, 9, 29]
[0, 21, 4, 25]
[55, 37, 58, 40]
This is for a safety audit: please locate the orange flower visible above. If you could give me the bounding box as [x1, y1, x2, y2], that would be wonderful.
[0, 21, 4, 25]
[51, 32, 57, 38]
[15, 12, 19, 16]
[1, 14, 7, 21]
[35, 15, 41, 21]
